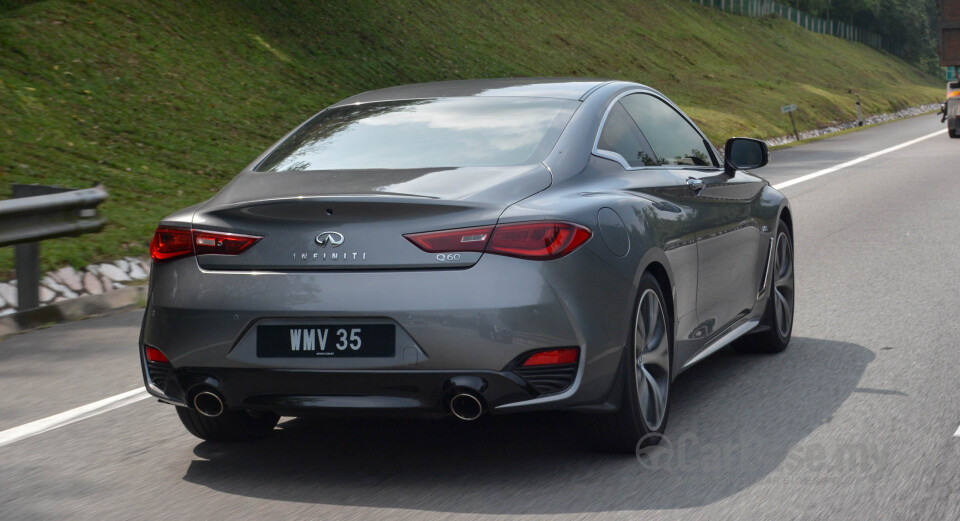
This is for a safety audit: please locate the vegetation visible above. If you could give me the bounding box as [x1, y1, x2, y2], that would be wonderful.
[0, 0, 942, 274]
[780, 0, 939, 71]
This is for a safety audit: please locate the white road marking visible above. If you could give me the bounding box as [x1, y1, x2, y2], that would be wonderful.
[954, 424, 960, 438]
[0, 388, 150, 448]
[771, 129, 947, 190]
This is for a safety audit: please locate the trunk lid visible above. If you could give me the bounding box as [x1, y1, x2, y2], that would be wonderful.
[192, 165, 550, 270]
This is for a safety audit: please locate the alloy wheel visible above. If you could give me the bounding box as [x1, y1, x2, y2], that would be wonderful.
[634, 288, 670, 432]
[773, 231, 795, 339]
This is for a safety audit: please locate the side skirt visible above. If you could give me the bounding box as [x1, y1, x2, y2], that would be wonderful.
[681, 319, 760, 369]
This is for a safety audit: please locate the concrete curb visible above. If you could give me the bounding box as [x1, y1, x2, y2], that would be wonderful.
[0, 285, 146, 339]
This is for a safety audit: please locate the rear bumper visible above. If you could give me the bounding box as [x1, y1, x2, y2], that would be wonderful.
[140, 250, 636, 414]
[146, 365, 580, 417]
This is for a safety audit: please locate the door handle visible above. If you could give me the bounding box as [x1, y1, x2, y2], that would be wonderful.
[686, 178, 705, 192]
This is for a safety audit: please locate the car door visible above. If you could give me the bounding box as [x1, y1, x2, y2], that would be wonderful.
[594, 99, 702, 350]
[619, 93, 764, 339]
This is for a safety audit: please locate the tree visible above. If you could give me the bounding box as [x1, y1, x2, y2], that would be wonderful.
[778, 0, 937, 72]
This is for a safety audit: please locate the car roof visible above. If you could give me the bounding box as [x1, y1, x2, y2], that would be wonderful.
[330, 78, 612, 107]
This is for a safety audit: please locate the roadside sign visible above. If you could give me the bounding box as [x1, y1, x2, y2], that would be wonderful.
[948, 67, 958, 81]
[780, 103, 799, 141]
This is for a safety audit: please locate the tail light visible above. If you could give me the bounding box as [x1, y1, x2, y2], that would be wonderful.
[405, 221, 591, 260]
[150, 228, 193, 262]
[521, 348, 579, 367]
[193, 230, 261, 256]
[150, 227, 262, 263]
[487, 222, 591, 260]
[404, 226, 494, 253]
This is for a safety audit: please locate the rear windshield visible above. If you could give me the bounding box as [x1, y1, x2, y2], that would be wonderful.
[255, 97, 579, 171]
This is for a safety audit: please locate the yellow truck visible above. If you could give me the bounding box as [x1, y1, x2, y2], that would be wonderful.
[939, 0, 960, 137]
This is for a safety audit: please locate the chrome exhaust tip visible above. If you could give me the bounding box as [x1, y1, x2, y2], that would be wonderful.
[193, 390, 225, 418]
[449, 392, 484, 421]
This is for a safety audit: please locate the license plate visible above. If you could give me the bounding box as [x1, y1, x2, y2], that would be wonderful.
[257, 324, 396, 358]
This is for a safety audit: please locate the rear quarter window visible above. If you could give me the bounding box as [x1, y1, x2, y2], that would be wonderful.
[619, 93, 715, 167]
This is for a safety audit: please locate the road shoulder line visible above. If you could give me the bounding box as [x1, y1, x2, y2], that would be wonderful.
[0, 388, 149, 448]
[771, 129, 947, 190]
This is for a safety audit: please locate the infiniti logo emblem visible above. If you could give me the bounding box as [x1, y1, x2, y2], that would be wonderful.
[315, 231, 345, 247]
[296, 231, 364, 261]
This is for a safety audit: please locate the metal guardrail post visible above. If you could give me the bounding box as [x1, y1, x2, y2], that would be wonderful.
[11, 185, 71, 311]
[14, 242, 40, 311]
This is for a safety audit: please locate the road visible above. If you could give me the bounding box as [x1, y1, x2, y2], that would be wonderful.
[2, 114, 959, 520]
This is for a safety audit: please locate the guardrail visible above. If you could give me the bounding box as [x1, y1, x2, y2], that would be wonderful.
[0, 184, 108, 311]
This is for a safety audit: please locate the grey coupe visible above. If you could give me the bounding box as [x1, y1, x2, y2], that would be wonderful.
[140, 78, 793, 452]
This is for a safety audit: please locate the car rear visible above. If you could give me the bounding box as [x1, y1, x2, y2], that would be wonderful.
[138, 90, 627, 428]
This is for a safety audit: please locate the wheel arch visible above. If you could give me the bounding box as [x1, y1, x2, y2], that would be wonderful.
[778, 205, 793, 237]
[578, 255, 676, 416]
[633, 250, 678, 372]
[643, 260, 675, 332]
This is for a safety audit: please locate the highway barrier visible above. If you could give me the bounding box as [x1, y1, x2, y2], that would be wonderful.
[0, 184, 108, 311]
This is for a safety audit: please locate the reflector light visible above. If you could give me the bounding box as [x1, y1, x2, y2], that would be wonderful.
[149, 227, 262, 263]
[404, 222, 590, 260]
[521, 348, 579, 367]
[144, 346, 169, 363]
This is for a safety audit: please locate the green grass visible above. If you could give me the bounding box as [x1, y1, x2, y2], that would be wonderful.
[0, 0, 942, 275]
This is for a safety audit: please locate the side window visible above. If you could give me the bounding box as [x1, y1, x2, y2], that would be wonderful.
[597, 103, 659, 167]
[620, 94, 715, 167]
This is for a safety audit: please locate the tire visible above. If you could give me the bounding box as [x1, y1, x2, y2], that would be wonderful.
[738, 219, 794, 353]
[176, 406, 279, 442]
[949, 127, 960, 139]
[584, 272, 672, 453]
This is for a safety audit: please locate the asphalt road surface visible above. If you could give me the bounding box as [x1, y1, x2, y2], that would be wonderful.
[2, 114, 959, 520]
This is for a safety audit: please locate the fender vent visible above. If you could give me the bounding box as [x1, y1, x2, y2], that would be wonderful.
[757, 237, 774, 298]
[514, 364, 577, 394]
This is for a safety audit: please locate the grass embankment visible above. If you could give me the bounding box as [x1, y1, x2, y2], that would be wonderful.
[0, 0, 942, 274]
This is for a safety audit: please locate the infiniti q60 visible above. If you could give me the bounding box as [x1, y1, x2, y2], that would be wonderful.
[140, 78, 794, 452]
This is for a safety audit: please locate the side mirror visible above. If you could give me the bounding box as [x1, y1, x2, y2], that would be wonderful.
[724, 137, 769, 175]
